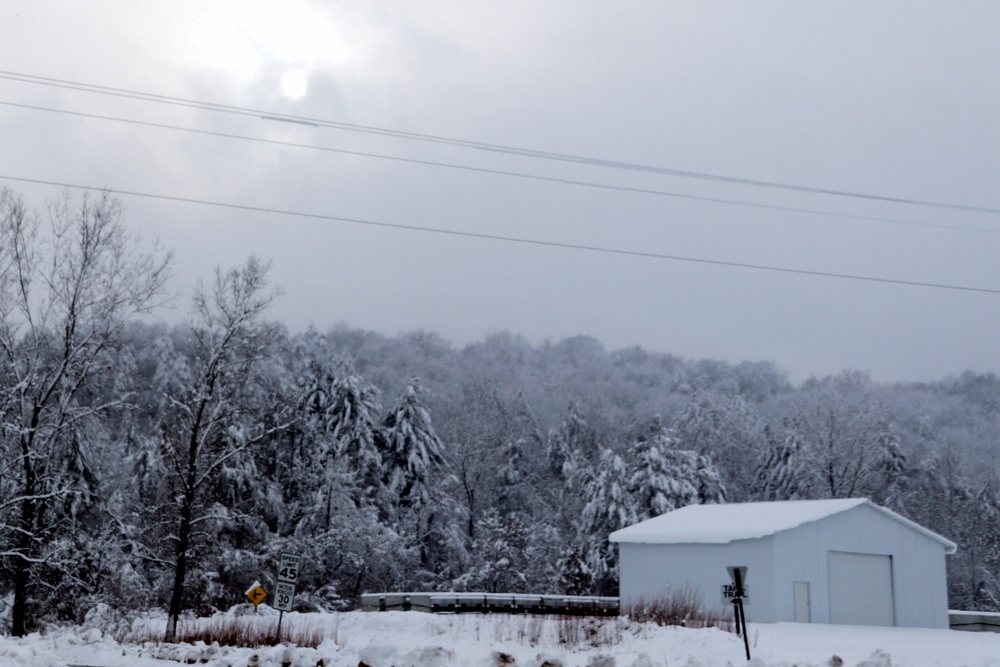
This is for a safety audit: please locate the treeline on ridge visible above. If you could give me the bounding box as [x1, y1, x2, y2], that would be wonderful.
[2, 187, 1000, 636]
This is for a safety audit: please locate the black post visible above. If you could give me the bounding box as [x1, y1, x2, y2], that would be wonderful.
[736, 598, 750, 660]
[733, 568, 750, 661]
[275, 610, 284, 645]
[732, 598, 742, 636]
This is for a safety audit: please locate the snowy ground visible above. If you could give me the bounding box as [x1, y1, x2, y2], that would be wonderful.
[3, 609, 1000, 667]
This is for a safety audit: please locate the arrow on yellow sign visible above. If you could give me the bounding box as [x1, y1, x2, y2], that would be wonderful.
[245, 581, 267, 607]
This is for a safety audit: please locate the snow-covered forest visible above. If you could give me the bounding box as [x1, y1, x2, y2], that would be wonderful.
[3, 188, 1000, 636]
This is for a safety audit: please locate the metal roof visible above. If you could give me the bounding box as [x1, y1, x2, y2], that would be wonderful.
[609, 498, 957, 553]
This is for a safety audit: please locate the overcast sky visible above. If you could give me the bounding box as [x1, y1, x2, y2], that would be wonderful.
[2, 1, 999, 383]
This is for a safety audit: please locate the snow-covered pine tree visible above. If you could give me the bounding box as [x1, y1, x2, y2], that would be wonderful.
[493, 390, 545, 517]
[556, 545, 595, 595]
[628, 416, 726, 520]
[869, 418, 907, 506]
[380, 378, 447, 574]
[628, 417, 698, 519]
[753, 420, 806, 501]
[304, 367, 384, 498]
[452, 508, 530, 593]
[546, 402, 595, 490]
[580, 448, 636, 593]
[694, 450, 727, 505]
[539, 404, 597, 559]
[382, 379, 444, 510]
[279, 356, 423, 601]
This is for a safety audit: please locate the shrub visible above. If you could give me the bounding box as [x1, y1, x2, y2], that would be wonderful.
[623, 589, 734, 632]
[125, 613, 330, 648]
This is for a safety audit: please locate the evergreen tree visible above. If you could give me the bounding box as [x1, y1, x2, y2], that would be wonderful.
[546, 402, 592, 488]
[754, 421, 805, 501]
[303, 366, 384, 499]
[493, 391, 544, 517]
[628, 417, 697, 519]
[453, 509, 530, 593]
[541, 404, 597, 557]
[580, 448, 635, 593]
[380, 378, 446, 577]
[556, 545, 594, 596]
[869, 419, 907, 506]
[628, 416, 726, 520]
[382, 379, 444, 511]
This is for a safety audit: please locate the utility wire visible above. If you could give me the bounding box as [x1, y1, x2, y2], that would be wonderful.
[2, 69, 998, 215]
[2, 99, 997, 238]
[2, 172, 998, 295]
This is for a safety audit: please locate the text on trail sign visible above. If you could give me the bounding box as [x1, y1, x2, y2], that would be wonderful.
[722, 583, 750, 602]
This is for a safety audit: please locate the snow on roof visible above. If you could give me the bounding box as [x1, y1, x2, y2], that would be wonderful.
[609, 498, 957, 553]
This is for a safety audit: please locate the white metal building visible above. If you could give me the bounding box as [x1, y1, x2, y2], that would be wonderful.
[609, 498, 957, 628]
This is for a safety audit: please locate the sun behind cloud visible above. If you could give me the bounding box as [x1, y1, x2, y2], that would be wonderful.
[197, 1, 352, 86]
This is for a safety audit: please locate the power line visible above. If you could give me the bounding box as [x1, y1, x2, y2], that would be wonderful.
[2, 69, 998, 215]
[2, 98, 998, 238]
[2, 172, 998, 296]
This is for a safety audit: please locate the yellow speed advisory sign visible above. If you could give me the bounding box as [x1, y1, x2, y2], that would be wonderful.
[245, 581, 267, 607]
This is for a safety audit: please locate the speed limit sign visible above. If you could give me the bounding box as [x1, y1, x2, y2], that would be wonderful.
[275, 553, 301, 613]
[278, 553, 301, 584]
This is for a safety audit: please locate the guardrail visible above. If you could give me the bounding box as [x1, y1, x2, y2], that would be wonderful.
[361, 592, 620, 616]
[949, 610, 1000, 633]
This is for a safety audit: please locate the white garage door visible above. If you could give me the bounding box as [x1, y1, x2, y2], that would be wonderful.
[828, 551, 894, 626]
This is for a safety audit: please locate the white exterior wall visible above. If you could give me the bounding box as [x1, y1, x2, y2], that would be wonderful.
[618, 536, 779, 622]
[772, 504, 951, 628]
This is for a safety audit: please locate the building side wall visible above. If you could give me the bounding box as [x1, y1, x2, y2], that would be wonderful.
[773, 505, 951, 628]
[618, 537, 777, 622]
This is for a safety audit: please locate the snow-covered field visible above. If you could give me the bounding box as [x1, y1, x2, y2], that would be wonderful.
[3, 609, 1000, 667]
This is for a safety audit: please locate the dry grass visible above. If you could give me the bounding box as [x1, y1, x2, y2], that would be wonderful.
[469, 613, 624, 648]
[126, 614, 335, 649]
[555, 615, 623, 647]
[624, 589, 735, 632]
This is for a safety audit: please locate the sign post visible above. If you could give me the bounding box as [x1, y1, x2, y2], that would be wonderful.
[274, 553, 301, 642]
[726, 566, 751, 661]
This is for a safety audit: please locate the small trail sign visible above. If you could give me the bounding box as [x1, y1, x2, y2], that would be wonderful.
[246, 581, 267, 608]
